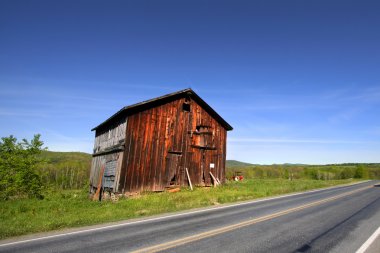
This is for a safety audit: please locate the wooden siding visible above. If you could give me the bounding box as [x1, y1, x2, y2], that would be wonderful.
[90, 152, 124, 190]
[90, 118, 127, 190]
[93, 119, 127, 154]
[187, 101, 226, 186]
[117, 97, 227, 193]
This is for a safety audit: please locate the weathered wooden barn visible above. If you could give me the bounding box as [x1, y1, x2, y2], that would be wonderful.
[89, 88, 233, 196]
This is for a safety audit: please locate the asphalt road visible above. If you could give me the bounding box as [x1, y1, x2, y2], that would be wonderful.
[1, 180, 379, 253]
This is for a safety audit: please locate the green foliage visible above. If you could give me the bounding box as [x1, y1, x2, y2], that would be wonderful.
[39, 151, 91, 189]
[39, 151, 91, 164]
[226, 161, 379, 180]
[0, 135, 46, 200]
[354, 165, 369, 179]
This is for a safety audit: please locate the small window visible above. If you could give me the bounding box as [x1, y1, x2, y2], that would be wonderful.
[182, 103, 190, 112]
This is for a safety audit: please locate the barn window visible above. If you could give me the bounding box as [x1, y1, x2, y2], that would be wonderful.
[192, 125, 215, 149]
[182, 103, 190, 112]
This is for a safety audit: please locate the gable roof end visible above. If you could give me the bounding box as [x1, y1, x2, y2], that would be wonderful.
[92, 88, 233, 131]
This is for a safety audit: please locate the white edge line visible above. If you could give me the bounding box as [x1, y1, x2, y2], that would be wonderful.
[356, 226, 380, 253]
[0, 180, 370, 247]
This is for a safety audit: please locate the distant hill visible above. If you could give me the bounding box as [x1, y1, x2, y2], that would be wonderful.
[38, 151, 92, 189]
[282, 163, 308, 166]
[40, 151, 92, 164]
[40, 153, 257, 168]
[40, 153, 256, 169]
[226, 160, 255, 168]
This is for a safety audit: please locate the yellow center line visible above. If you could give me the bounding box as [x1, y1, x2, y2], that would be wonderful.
[131, 185, 372, 253]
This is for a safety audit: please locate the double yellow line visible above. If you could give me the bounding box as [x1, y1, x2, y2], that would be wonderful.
[132, 185, 372, 253]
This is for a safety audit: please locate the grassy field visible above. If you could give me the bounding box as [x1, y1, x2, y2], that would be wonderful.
[0, 178, 360, 239]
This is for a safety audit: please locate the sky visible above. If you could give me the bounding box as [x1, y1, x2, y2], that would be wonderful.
[0, 0, 379, 164]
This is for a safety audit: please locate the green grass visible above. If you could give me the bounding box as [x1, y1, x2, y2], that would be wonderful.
[0, 178, 360, 239]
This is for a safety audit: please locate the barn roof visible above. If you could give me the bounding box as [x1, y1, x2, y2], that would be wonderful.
[92, 88, 233, 131]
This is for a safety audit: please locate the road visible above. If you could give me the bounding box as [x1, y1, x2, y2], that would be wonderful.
[1, 181, 379, 253]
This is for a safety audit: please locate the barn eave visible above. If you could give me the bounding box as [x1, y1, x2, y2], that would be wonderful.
[91, 88, 233, 132]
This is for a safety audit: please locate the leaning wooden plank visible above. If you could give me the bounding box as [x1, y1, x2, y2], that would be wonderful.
[185, 167, 193, 191]
[209, 172, 218, 187]
[93, 165, 105, 201]
[216, 177, 221, 185]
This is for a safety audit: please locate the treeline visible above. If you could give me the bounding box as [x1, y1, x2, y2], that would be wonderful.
[39, 151, 92, 190]
[226, 164, 380, 180]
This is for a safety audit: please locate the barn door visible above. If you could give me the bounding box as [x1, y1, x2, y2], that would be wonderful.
[165, 153, 181, 187]
[103, 160, 117, 191]
[202, 149, 210, 186]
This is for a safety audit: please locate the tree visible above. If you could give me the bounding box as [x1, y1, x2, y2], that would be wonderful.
[0, 134, 46, 199]
[354, 165, 368, 179]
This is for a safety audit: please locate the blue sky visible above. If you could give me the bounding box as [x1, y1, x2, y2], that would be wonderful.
[1, 0, 379, 164]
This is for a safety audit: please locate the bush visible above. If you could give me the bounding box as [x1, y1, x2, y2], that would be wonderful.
[0, 134, 46, 199]
[354, 165, 368, 179]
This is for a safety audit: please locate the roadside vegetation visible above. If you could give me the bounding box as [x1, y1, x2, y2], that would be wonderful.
[0, 135, 46, 200]
[39, 151, 91, 190]
[0, 134, 379, 239]
[226, 161, 380, 180]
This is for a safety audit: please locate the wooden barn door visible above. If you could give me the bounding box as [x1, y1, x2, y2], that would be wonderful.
[200, 150, 206, 186]
[165, 153, 181, 187]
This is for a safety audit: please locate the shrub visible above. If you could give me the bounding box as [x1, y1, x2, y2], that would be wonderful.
[0, 134, 46, 199]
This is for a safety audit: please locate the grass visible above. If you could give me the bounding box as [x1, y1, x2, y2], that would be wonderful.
[0, 178, 360, 239]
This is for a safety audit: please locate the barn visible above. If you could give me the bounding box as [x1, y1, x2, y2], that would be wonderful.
[89, 88, 233, 196]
